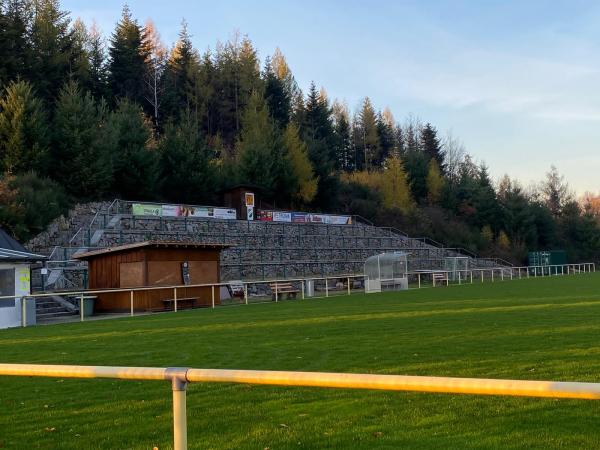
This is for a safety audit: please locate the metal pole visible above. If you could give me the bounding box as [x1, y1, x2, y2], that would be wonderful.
[174, 287, 178, 312]
[171, 375, 188, 450]
[470, 271, 473, 284]
[325, 278, 329, 297]
[458, 271, 461, 285]
[20, 297, 26, 328]
[244, 284, 248, 305]
[501, 269, 504, 281]
[491, 270, 494, 282]
[211, 285, 215, 309]
[301, 281, 305, 300]
[347, 277, 351, 296]
[275, 282, 278, 302]
[418, 273, 421, 289]
[80, 293, 84, 322]
[481, 270, 484, 283]
[130, 290, 134, 317]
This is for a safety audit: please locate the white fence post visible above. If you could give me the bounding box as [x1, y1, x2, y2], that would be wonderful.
[130, 290, 134, 316]
[174, 287, 178, 312]
[20, 297, 26, 328]
[80, 293, 84, 322]
[211, 285, 215, 309]
[244, 284, 248, 305]
[347, 277, 351, 296]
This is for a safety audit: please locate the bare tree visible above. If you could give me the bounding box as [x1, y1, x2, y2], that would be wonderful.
[142, 19, 167, 129]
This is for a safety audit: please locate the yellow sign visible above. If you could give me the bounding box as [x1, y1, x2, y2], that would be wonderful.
[245, 193, 255, 207]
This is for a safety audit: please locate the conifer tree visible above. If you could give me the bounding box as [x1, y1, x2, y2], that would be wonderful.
[426, 159, 444, 205]
[0, 80, 48, 174]
[158, 109, 214, 204]
[357, 97, 380, 170]
[235, 92, 279, 191]
[161, 20, 197, 122]
[380, 156, 414, 213]
[28, 0, 74, 102]
[88, 22, 109, 100]
[109, 98, 157, 199]
[0, 0, 30, 86]
[376, 110, 394, 166]
[332, 100, 353, 171]
[52, 81, 113, 198]
[282, 122, 317, 204]
[263, 56, 290, 128]
[421, 122, 445, 172]
[108, 5, 149, 106]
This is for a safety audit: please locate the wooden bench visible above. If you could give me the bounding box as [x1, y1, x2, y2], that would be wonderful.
[432, 273, 448, 287]
[161, 297, 198, 311]
[269, 282, 300, 300]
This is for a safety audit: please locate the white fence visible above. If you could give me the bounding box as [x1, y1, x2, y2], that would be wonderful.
[0, 263, 596, 328]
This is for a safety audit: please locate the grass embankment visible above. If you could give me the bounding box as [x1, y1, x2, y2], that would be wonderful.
[1, 273, 600, 449]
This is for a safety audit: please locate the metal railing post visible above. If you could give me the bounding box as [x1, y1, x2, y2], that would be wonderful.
[325, 278, 329, 297]
[481, 270, 484, 283]
[169, 370, 188, 450]
[458, 271, 461, 285]
[275, 282, 278, 302]
[491, 269, 494, 282]
[301, 280, 305, 300]
[501, 269, 504, 281]
[347, 277, 351, 296]
[130, 290, 134, 317]
[470, 271, 473, 284]
[418, 273, 421, 289]
[80, 292, 84, 322]
[174, 287, 178, 312]
[20, 297, 26, 328]
[211, 285, 215, 309]
[244, 284, 248, 305]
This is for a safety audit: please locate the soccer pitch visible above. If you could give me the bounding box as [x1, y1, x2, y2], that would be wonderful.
[1, 273, 600, 449]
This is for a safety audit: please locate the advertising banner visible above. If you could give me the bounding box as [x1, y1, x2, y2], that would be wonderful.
[132, 203, 237, 220]
[257, 210, 353, 225]
[273, 211, 292, 222]
[132, 203, 162, 216]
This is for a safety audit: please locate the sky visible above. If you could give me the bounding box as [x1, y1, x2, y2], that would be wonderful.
[63, 0, 600, 195]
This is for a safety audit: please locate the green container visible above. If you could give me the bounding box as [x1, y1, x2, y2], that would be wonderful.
[82, 297, 95, 317]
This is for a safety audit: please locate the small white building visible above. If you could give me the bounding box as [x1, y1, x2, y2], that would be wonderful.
[0, 229, 46, 329]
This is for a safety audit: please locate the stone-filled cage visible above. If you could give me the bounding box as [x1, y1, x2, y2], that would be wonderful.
[364, 252, 408, 293]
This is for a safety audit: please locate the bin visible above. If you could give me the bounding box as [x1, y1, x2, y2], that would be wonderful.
[82, 297, 95, 317]
[305, 279, 315, 297]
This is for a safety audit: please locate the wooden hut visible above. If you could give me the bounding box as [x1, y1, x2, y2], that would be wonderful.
[73, 241, 231, 312]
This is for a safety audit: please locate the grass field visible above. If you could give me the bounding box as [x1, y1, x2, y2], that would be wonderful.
[1, 273, 600, 449]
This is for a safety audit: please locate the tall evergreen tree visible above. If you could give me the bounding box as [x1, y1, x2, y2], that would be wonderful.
[0, 0, 30, 87]
[109, 98, 157, 199]
[87, 22, 108, 100]
[52, 81, 113, 198]
[332, 100, 353, 171]
[161, 20, 197, 122]
[263, 56, 290, 128]
[108, 5, 149, 106]
[28, 0, 74, 102]
[356, 97, 380, 170]
[282, 122, 317, 205]
[0, 80, 48, 174]
[158, 109, 214, 204]
[234, 92, 279, 191]
[420, 122, 445, 172]
[376, 110, 394, 166]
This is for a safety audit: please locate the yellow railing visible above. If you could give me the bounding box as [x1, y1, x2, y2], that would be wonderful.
[1, 363, 600, 449]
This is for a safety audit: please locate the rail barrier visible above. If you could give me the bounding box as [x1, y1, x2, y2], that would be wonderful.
[1, 363, 600, 449]
[0, 263, 596, 328]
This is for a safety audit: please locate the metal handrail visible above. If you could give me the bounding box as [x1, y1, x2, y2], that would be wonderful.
[1, 363, 600, 450]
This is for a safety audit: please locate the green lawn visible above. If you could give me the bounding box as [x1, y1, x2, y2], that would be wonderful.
[2, 273, 600, 449]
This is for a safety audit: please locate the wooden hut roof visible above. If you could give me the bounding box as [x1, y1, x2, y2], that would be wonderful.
[73, 241, 233, 260]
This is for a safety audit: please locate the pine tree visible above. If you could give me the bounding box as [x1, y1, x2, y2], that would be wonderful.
[88, 22, 108, 100]
[108, 5, 149, 106]
[282, 122, 317, 204]
[426, 159, 444, 205]
[332, 100, 353, 171]
[52, 81, 113, 198]
[109, 98, 158, 199]
[542, 165, 571, 217]
[376, 110, 394, 166]
[28, 0, 74, 102]
[70, 18, 91, 90]
[263, 56, 290, 128]
[0, 0, 30, 87]
[357, 97, 380, 170]
[158, 109, 214, 204]
[403, 149, 429, 203]
[234, 92, 279, 191]
[161, 20, 197, 122]
[379, 156, 414, 213]
[0, 80, 48, 174]
[420, 122, 445, 171]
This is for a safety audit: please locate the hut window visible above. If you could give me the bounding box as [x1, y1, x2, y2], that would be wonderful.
[0, 268, 15, 308]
